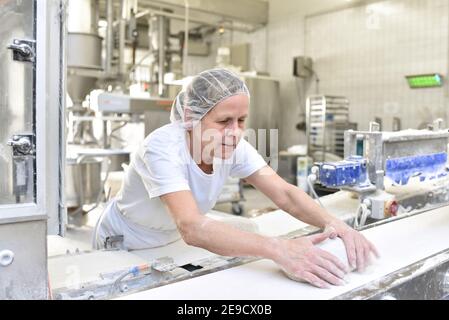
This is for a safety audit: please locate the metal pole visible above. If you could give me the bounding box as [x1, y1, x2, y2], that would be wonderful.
[103, 120, 109, 148]
[105, 0, 113, 74]
[157, 16, 166, 96]
[183, 0, 189, 77]
[118, 0, 127, 77]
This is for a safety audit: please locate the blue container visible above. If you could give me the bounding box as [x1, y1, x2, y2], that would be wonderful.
[319, 156, 367, 187]
[385, 152, 447, 185]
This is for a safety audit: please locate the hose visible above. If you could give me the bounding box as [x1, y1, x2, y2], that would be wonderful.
[108, 264, 151, 298]
[307, 174, 325, 209]
[353, 203, 370, 229]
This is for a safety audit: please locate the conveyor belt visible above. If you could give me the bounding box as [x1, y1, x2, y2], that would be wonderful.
[130, 192, 358, 266]
[120, 205, 449, 300]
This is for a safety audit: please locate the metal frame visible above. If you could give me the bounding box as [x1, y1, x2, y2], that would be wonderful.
[36, 0, 66, 235]
[0, 0, 64, 227]
[0, 0, 65, 299]
[306, 95, 352, 161]
[344, 129, 449, 190]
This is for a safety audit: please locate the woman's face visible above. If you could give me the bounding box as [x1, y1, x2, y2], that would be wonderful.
[191, 94, 249, 163]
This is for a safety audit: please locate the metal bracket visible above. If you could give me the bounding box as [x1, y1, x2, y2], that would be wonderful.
[369, 121, 381, 132]
[151, 257, 178, 273]
[7, 134, 35, 157]
[104, 235, 124, 250]
[7, 38, 36, 63]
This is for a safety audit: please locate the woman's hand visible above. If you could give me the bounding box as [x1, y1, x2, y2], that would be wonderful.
[327, 221, 380, 272]
[272, 229, 350, 289]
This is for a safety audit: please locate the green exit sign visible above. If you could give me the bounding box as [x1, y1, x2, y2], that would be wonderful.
[406, 74, 443, 88]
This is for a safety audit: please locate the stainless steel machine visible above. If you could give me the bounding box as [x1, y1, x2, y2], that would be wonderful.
[95, 92, 173, 136]
[97, 122, 449, 301]
[310, 121, 449, 227]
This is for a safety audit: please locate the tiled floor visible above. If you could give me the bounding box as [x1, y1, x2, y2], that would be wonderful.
[214, 185, 278, 217]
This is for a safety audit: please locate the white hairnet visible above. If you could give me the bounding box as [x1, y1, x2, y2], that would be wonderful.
[170, 68, 250, 128]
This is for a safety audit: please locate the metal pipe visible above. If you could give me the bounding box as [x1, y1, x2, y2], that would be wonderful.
[135, 9, 255, 33]
[118, 0, 127, 77]
[132, 0, 138, 17]
[158, 16, 166, 96]
[93, 0, 100, 31]
[105, 0, 113, 74]
[103, 120, 109, 148]
[148, 16, 157, 88]
[183, 0, 189, 77]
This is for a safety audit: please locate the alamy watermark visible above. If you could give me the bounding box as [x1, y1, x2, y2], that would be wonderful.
[174, 125, 280, 172]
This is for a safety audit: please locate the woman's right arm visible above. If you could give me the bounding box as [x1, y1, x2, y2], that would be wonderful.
[160, 190, 348, 288]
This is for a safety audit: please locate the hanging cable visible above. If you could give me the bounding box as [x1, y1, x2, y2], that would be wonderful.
[307, 174, 325, 209]
[353, 203, 370, 229]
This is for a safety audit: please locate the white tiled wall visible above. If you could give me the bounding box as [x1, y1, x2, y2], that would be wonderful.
[267, 14, 307, 150]
[305, 0, 449, 132]
[180, 0, 449, 150]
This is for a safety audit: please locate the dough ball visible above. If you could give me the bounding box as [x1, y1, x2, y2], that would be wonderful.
[316, 237, 353, 272]
[282, 237, 354, 283]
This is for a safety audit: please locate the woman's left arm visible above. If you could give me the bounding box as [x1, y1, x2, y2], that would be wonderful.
[245, 165, 379, 272]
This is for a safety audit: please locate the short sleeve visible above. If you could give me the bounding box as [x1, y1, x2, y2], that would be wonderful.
[230, 139, 267, 179]
[137, 133, 191, 199]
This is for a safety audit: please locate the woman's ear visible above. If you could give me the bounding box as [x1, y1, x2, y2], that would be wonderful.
[184, 107, 192, 121]
[183, 107, 195, 129]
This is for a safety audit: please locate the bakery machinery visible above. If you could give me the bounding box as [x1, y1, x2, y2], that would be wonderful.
[47, 204, 449, 301]
[23, 115, 449, 300]
[44, 120, 449, 301]
[115, 206, 449, 300]
[47, 120, 449, 300]
[309, 121, 449, 227]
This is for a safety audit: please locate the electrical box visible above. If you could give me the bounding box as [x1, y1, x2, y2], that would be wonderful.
[293, 56, 313, 78]
[231, 43, 250, 71]
[188, 39, 210, 56]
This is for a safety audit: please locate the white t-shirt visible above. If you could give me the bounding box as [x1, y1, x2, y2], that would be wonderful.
[109, 122, 267, 247]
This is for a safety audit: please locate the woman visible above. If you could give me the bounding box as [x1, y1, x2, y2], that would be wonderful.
[94, 68, 378, 288]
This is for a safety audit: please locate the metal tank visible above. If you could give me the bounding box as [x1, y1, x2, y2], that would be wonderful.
[65, 0, 104, 216]
[241, 75, 281, 167]
[65, 156, 103, 208]
[66, 0, 102, 107]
